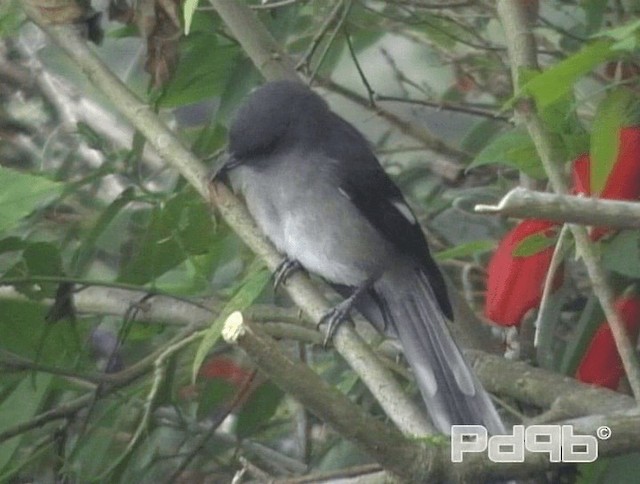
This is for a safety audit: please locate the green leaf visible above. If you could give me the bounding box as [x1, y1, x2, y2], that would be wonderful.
[191, 266, 271, 382]
[71, 187, 135, 276]
[158, 34, 238, 108]
[595, 18, 640, 51]
[460, 119, 504, 157]
[21, 242, 64, 299]
[602, 230, 640, 278]
[236, 382, 284, 438]
[559, 295, 602, 376]
[520, 40, 613, 110]
[2, 241, 64, 300]
[577, 453, 640, 484]
[66, 401, 125, 478]
[468, 128, 546, 179]
[590, 88, 637, 195]
[0, 0, 23, 38]
[22, 242, 63, 276]
[192, 122, 227, 159]
[434, 240, 495, 261]
[0, 373, 52, 473]
[107, 25, 138, 39]
[183, 0, 200, 35]
[0, 167, 63, 235]
[76, 121, 107, 151]
[118, 188, 215, 285]
[512, 231, 557, 257]
[197, 379, 236, 420]
[0, 300, 84, 365]
[583, 0, 608, 35]
[0, 237, 25, 254]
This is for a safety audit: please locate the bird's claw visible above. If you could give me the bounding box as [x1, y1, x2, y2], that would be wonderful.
[273, 258, 303, 293]
[318, 300, 353, 348]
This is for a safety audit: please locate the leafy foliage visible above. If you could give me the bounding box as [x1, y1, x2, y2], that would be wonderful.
[1, 1, 640, 482]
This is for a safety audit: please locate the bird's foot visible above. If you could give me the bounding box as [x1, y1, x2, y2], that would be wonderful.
[273, 258, 303, 293]
[318, 297, 355, 348]
[318, 279, 375, 348]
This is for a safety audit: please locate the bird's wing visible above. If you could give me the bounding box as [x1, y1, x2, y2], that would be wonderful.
[323, 117, 453, 319]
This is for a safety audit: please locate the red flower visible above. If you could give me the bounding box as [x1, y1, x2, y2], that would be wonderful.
[485, 127, 640, 327]
[576, 298, 640, 390]
[600, 127, 640, 201]
[485, 219, 561, 326]
[179, 355, 257, 404]
[199, 356, 253, 387]
[571, 127, 640, 239]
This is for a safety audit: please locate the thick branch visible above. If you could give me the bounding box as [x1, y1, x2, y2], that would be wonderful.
[208, 0, 299, 81]
[475, 187, 640, 229]
[496, 0, 640, 402]
[468, 351, 636, 419]
[0, 284, 320, 341]
[222, 312, 433, 482]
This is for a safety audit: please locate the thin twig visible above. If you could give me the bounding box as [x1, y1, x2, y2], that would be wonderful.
[534, 223, 570, 368]
[375, 94, 512, 122]
[0, 323, 200, 444]
[316, 77, 467, 180]
[296, 0, 344, 71]
[250, 0, 302, 9]
[308, 0, 352, 83]
[382, 0, 477, 9]
[93, 329, 205, 481]
[166, 369, 259, 482]
[345, 31, 375, 105]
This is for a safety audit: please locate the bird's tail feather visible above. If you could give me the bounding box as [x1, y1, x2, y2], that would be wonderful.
[375, 269, 505, 435]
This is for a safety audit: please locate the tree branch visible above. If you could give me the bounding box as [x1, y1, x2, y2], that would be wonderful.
[475, 187, 640, 230]
[4, 279, 633, 425]
[208, 0, 299, 81]
[221, 312, 432, 482]
[468, 351, 636, 419]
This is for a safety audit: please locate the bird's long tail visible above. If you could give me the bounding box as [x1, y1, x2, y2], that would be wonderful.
[374, 268, 505, 435]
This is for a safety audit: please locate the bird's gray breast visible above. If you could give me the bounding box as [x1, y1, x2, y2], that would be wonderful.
[228, 153, 395, 286]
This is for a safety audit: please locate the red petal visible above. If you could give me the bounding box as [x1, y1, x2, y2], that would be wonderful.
[485, 219, 561, 326]
[592, 127, 640, 239]
[601, 127, 640, 199]
[576, 298, 640, 389]
[199, 356, 252, 386]
[571, 153, 591, 195]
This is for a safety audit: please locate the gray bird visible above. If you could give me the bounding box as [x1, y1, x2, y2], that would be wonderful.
[215, 80, 504, 435]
